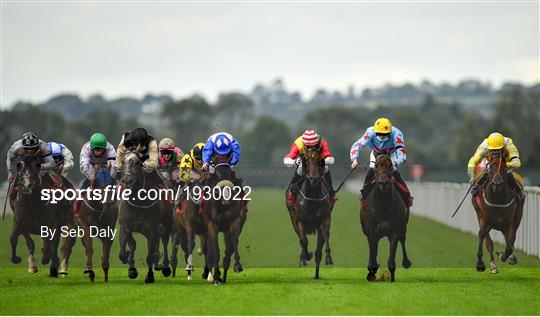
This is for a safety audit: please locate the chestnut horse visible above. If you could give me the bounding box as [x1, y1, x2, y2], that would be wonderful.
[360, 154, 411, 282]
[286, 148, 334, 279]
[472, 151, 523, 274]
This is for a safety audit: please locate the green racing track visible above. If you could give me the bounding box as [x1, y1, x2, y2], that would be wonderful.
[1, 189, 539, 315]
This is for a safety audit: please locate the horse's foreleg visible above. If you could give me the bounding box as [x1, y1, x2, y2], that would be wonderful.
[101, 237, 113, 282]
[118, 225, 129, 264]
[206, 223, 221, 284]
[388, 235, 398, 282]
[10, 222, 22, 264]
[231, 218, 244, 273]
[314, 228, 325, 279]
[59, 235, 75, 276]
[400, 232, 412, 269]
[144, 232, 157, 284]
[170, 233, 179, 278]
[222, 231, 234, 283]
[126, 231, 138, 279]
[185, 226, 196, 280]
[80, 225, 94, 281]
[498, 227, 517, 265]
[485, 233, 498, 273]
[476, 228, 488, 272]
[294, 221, 311, 267]
[160, 229, 171, 277]
[366, 234, 379, 281]
[48, 232, 60, 278]
[23, 233, 37, 273]
[322, 218, 333, 266]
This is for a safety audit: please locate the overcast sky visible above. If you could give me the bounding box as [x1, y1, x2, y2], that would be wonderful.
[1, 1, 538, 107]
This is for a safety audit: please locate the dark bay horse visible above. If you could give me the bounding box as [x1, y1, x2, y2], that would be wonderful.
[117, 150, 164, 283]
[472, 151, 523, 274]
[360, 154, 411, 282]
[286, 149, 334, 279]
[77, 164, 117, 282]
[202, 157, 247, 284]
[9, 155, 74, 277]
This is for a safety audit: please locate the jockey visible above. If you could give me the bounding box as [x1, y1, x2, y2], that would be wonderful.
[79, 133, 116, 188]
[48, 141, 74, 178]
[179, 143, 205, 183]
[6, 132, 55, 184]
[201, 132, 241, 171]
[114, 127, 158, 179]
[158, 137, 183, 180]
[467, 132, 525, 202]
[350, 118, 413, 207]
[283, 129, 336, 200]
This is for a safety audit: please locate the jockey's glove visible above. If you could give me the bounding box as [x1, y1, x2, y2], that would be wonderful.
[295, 157, 302, 166]
[324, 156, 335, 165]
[283, 157, 295, 167]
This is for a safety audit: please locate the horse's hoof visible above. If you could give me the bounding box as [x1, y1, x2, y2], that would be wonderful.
[185, 264, 194, 272]
[213, 279, 222, 285]
[59, 271, 68, 277]
[85, 270, 95, 282]
[402, 258, 412, 269]
[28, 266, 38, 274]
[202, 269, 209, 280]
[49, 267, 59, 278]
[476, 263, 486, 272]
[325, 256, 334, 266]
[366, 273, 376, 282]
[508, 256, 518, 265]
[128, 268, 138, 279]
[306, 252, 313, 261]
[234, 263, 243, 273]
[207, 272, 214, 283]
[496, 251, 508, 262]
[11, 256, 22, 264]
[490, 267, 499, 274]
[187, 275, 192, 281]
[299, 260, 307, 267]
[144, 272, 155, 284]
[162, 266, 172, 277]
[172, 269, 176, 277]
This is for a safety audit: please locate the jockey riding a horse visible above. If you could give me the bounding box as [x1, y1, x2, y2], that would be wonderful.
[6, 132, 58, 200]
[47, 141, 74, 179]
[113, 127, 160, 183]
[283, 130, 336, 202]
[158, 138, 183, 181]
[468, 132, 525, 203]
[201, 132, 241, 172]
[350, 118, 413, 207]
[179, 143, 205, 184]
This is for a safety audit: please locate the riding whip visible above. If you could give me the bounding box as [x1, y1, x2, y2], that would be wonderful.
[2, 181, 12, 220]
[335, 167, 355, 194]
[451, 184, 472, 218]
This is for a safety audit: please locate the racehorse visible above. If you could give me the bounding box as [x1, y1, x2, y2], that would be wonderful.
[117, 149, 165, 283]
[201, 155, 247, 284]
[171, 177, 208, 280]
[360, 154, 411, 282]
[472, 151, 523, 273]
[286, 148, 334, 279]
[9, 155, 75, 277]
[77, 164, 118, 282]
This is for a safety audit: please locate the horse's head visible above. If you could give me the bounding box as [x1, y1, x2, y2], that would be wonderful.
[19, 155, 42, 194]
[487, 150, 508, 192]
[374, 154, 393, 192]
[303, 148, 323, 186]
[121, 150, 143, 187]
[92, 163, 113, 190]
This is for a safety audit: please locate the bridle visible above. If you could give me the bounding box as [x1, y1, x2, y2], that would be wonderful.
[486, 150, 506, 185]
[374, 154, 393, 182]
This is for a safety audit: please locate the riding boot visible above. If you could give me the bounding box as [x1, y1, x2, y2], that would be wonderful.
[323, 170, 337, 203]
[508, 173, 526, 204]
[359, 168, 375, 201]
[392, 170, 413, 207]
[288, 172, 303, 194]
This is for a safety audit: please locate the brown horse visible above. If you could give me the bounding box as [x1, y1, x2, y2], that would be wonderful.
[472, 151, 523, 273]
[286, 148, 334, 279]
[201, 157, 247, 285]
[9, 155, 75, 277]
[117, 150, 164, 283]
[171, 177, 208, 281]
[360, 154, 411, 282]
[77, 164, 118, 282]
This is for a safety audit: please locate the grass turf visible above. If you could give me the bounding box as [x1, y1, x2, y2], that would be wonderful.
[0, 188, 539, 315]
